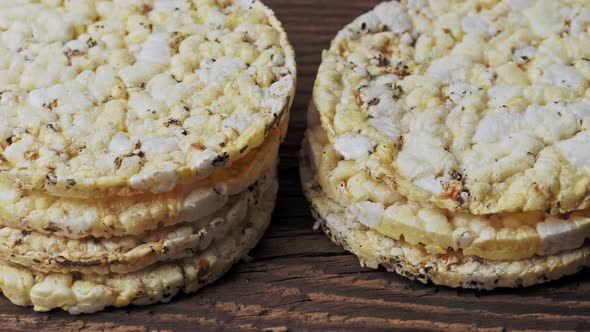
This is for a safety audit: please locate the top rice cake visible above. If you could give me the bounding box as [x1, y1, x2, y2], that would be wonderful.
[314, 0, 590, 215]
[0, 0, 295, 198]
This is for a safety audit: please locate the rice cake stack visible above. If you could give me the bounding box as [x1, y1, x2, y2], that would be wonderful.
[301, 0, 590, 289]
[0, 0, 295, 313]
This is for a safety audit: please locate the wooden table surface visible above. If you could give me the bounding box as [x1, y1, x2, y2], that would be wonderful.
[2, 1, 590, 331]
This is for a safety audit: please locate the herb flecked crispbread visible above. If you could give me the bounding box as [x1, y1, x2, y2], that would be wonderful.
[0, 0, 295, 197]
[313, 0, 590, 215]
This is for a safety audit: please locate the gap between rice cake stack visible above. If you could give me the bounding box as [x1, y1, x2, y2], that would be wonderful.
[301, 0, 590, 289]
[0, 0, 295, 313]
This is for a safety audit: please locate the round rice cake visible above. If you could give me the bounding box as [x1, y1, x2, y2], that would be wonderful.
[300, 143, 590, 290]
[0, 172, 276, 314]
[0, 169, 275, 275]
[0, 0, 295, 198]
[313, 0, 590, 215]
[305, 124, 590, 261]
[0, 120, 282, 239]
[306, 103, 590, 261]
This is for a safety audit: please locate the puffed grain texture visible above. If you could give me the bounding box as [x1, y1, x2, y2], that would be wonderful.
[313, 0, 590, 215]
[301, 134, 590, 289]
[0, 175, 278, 314]
[0, 0, 296, 198]
[0, 170, 274, 275]
[0, 119, 284, 239]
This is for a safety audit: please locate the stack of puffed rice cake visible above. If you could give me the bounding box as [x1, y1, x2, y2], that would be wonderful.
[301, 0, 590, 290]
[0, 0, 295, 313]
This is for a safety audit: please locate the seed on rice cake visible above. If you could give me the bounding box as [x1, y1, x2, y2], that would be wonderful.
[0, 175, 277, 314]
[300, 139, 590, 290]
[306, 124, 590, 260]
[0, 0, 295, 198]
[0, 119, 283, 239]
[313, 0, 590, 215]
[0, 170, 275, 275]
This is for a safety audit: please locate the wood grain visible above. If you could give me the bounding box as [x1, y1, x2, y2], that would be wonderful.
[1, 1, 589, 331]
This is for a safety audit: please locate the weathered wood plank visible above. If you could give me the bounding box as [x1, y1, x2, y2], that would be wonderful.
[1, 0, 589, 331]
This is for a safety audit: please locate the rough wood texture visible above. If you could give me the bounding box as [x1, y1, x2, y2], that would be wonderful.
[2, 1, 589, 331]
